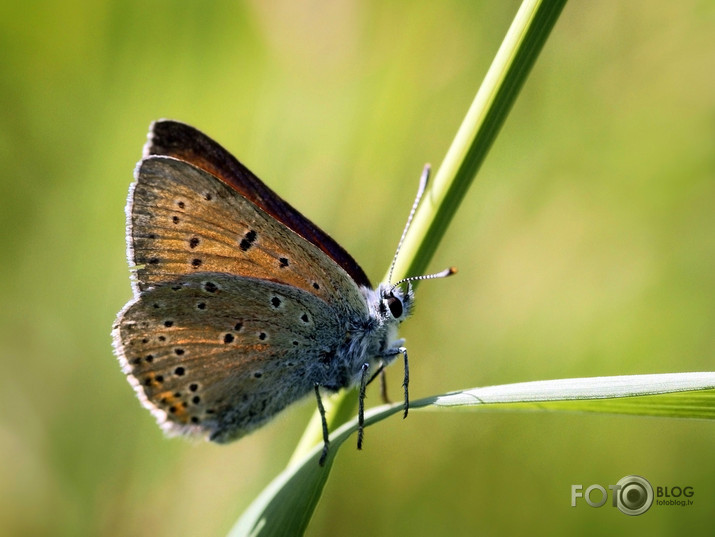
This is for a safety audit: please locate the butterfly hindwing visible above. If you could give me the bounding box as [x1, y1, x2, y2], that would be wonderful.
[114, 272, 347, 441]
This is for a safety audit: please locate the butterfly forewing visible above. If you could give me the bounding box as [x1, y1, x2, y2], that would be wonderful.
[129, 156, 366, 317]
[144, 120, 372, 289]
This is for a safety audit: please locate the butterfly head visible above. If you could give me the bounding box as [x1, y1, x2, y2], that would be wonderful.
[376, 281, 414, 325]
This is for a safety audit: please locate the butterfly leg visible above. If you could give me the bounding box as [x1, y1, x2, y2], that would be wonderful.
[363, 362, 391, 404]
[380, 344, 409, 418]
[400, 346, 409, 418]
[356, 347, 408, 452]
[365, 362, 385, 386]
[314, 384, 330, 466]
[356, 362, 370, 450]
[379, 368, 391, 404]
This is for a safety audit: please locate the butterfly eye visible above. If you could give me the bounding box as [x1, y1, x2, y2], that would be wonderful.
[386, 295, 403, 319]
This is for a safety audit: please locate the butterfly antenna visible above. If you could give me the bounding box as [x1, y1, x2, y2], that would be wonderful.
[391, 267, 457, 293]
[388, 164, 431, 285]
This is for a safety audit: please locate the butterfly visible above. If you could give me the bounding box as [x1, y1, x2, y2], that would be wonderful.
[112, 120, 454, 464]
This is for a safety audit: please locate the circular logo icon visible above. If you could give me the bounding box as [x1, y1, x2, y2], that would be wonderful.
[615, 475, 653, 515]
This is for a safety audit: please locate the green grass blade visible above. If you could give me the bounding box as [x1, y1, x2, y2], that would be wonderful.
[227, 442, 339, 537]
[227, 399, 398, 537]
[231, 372, 715, 536]
[415, 372, 715, 419]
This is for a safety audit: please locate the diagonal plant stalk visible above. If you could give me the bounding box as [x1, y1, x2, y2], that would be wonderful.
[228, 1, 714, 536]
[290, 0, 569, 470]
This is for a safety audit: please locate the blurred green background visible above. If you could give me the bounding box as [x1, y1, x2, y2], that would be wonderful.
[1, 1, 713, 535]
